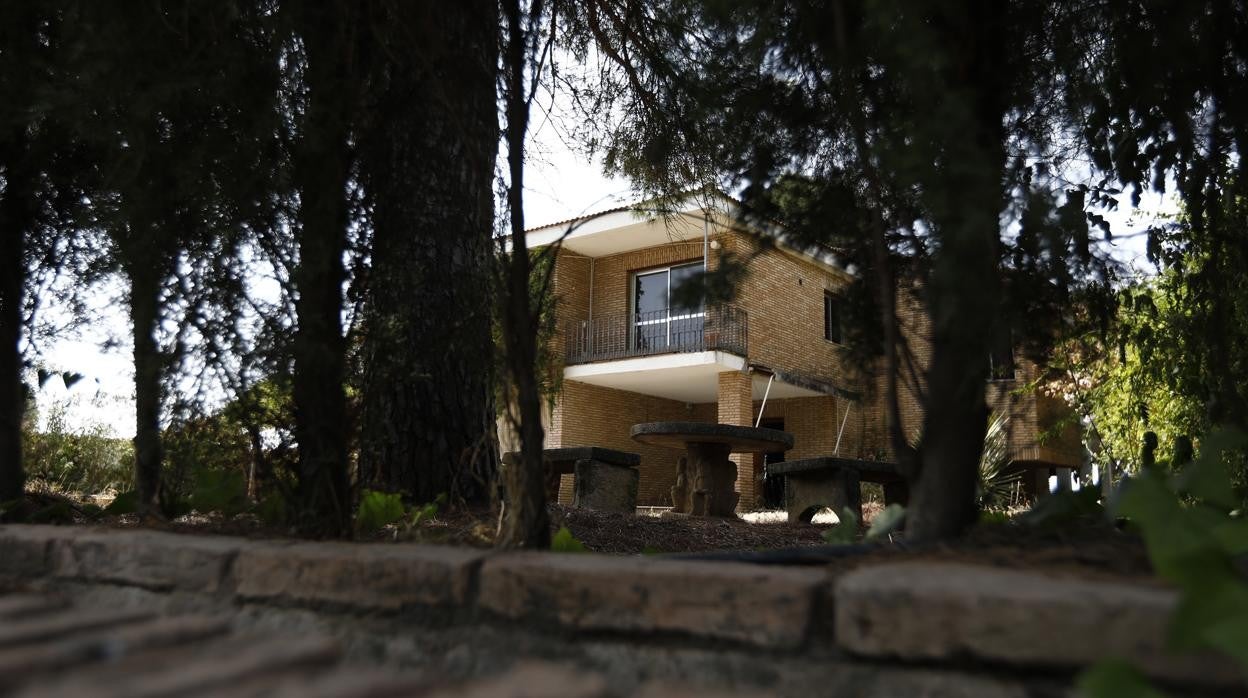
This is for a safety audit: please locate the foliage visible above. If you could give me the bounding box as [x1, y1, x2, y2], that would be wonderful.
[551, 526, 588, 553]
[494, 249, 563, 415]
[405, 494, 446, 527]
[978, 413, 1025, 509]
[355, 490, 408, 536]
[1080, 429, 1248, 695]
[1077, 660, 1166, 698]
[102, 490, 138, 516]
[821, 507, 860, 544]
[1048, 247, 1248, 501]
[866, 504, 907, 541]
[22, 397, 132, 496]
[186, 469, 250, 518]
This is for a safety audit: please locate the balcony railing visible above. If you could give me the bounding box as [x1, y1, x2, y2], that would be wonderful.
[564, 304, 748, 364]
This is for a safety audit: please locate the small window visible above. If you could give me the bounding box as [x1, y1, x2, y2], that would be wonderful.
[823, 291, 843, 344]
[988, 329, 1015, 380]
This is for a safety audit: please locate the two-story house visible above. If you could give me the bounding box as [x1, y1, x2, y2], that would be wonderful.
[522, 193, 1083, 511]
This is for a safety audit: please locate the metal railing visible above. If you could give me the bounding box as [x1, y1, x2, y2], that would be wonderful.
[564, 304, 748, 364]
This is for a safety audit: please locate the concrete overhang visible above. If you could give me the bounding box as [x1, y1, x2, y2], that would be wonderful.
[527, 208, 709, 258]
[562, 351, 825, 404]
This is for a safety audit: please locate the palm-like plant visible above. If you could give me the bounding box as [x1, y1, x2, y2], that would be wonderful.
[978, 413, 1023, 509]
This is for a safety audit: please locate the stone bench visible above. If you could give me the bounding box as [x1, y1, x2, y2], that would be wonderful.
[768, 457, 908, 525]
[502, 447, 641, 513]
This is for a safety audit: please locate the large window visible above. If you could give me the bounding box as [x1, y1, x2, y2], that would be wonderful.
[633, 262, 705, 351]
[823, 291, 844, 344]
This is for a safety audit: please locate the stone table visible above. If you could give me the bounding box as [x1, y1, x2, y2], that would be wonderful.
[630, 422, 794, 517]
[502, 447, 641, 504]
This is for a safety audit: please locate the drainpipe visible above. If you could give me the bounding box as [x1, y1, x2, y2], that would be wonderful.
[755, 373, 775, 428]
[834, 399, 851, 455]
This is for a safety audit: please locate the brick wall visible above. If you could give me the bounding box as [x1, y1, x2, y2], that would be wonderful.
[716, 371, 755, 508]
[717, 229, 857, 388]
[549, 381, 864, 509]
[552, 380, 717, 506]
[875, 287, 1083, 468]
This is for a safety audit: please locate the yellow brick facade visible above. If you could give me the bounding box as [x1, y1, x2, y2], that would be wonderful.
[537, 214, 1082, 510]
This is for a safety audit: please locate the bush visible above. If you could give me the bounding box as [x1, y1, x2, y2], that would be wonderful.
[23, 400, 132, 495]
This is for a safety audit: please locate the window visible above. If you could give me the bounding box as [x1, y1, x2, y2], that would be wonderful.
[632, 262, 705, 351]
[823, 291, 844, 344]
[988, 328, 1016, 380]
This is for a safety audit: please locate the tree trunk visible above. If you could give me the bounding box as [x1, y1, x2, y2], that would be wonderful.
[0, 132, 32, 504]
[496, 0, 550, 549]
[289, 4, 360, 537]
[358, 2, 500, 507]
[905, 1, 1008, 542]
[129, 262, 164, 516]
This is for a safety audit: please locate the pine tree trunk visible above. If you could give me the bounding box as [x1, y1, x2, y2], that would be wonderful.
[905, 0, 1007, 542]
[129, 263, 164, 516]
[358, 3, 499, 506]
[0, 132, 31, 504]
[288, 4, 359, 538]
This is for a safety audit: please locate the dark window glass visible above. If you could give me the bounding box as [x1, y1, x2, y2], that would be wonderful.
[824, 292, 843, 343]
[988, 329, 1015, 380]
[634, 270, 667, 317]
[669, 263, 705, 314]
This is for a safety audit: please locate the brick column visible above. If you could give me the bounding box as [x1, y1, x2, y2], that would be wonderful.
[717, 371, 755, 512]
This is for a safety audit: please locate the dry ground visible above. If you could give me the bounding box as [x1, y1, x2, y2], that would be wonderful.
[11, 489, 1154, 582]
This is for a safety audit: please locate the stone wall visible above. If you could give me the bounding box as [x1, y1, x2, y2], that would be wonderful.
[1, 525, 1236, 697]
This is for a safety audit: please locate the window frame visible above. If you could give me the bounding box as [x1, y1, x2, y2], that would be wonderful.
[823, 290, 845, 345]
[630, 261, 706, 349]
[987, 328, 1017, 381]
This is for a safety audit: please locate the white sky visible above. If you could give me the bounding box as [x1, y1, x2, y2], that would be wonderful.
[32, 117, 1172, 439]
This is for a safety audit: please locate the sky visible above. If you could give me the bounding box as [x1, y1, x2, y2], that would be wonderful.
[32, 117, 1172, 439]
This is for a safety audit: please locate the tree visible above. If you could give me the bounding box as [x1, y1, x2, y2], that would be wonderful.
[495, 0, 553, 548]
[286, 1, 368, 537]
[65, 1, 282, 517]
[356, 2, 500, 508]
[1, 4, 100, 504]
[1070, 0, 1248, 436]
[0, 4, 42, 503]
[562, 0, 1118, 540]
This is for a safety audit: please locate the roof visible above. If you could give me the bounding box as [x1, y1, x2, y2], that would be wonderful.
[525, 189, 852, 276]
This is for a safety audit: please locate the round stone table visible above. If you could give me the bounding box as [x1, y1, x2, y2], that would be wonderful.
[631, 422, 794, 517]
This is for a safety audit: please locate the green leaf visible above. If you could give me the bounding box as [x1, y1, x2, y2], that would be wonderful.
[187, 469, 249, 517]
[822, 507, 859, 544]
[103, 490, 139, 516]
[1201, 608, 1248, 668]
[866, 504, 905, 541]
[1168, 580, 1239, 650]
[255, 493, 287, 527]
[29, 501, 73, 524]
[355, 490, 406, 535]
[1076, 659, 1167, 698]
[1175, 428, 1246, 511]
[551, 525, 587, 553]
[1210, 517, 1248, 556]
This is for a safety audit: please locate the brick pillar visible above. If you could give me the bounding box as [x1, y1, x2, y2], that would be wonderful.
[717, 370, 755, 512]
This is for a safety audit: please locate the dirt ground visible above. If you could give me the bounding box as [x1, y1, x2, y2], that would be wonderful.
[13, 489, 1155, 583]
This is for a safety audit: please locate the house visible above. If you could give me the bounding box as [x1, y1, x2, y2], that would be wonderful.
[520, 193, 1083, 511]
